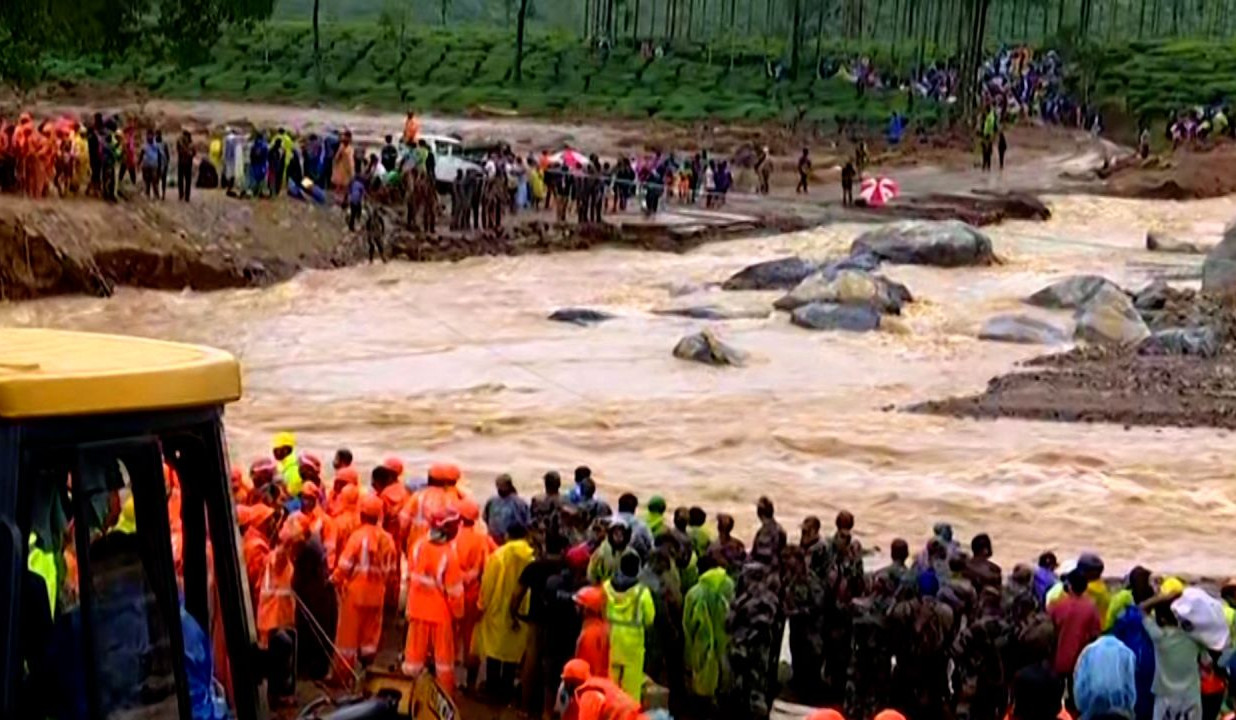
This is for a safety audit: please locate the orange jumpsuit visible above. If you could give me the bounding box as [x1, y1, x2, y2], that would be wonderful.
[379, 483, 409, 605]
[242, 527, 271, 601]
[402, 537, 464, 689]
[306, 506, 339, 570]
[576, 616, 612, 680]
[451, 522, 492, 665]
[566, 677, 647, 720]
[400, 484, 468, 555]
[331, 523, 397, 664]
[256, 548, 296, 647]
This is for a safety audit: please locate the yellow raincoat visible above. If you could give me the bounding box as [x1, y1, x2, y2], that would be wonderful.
[72, 133, 90, 190]
[604, 578, 655, 700]
[476, 538, 534, 663]
[209, 138, 222, 171]
[529, 167, 546, 202]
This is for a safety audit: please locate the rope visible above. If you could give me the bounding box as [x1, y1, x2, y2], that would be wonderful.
[292, 589, 363, 687]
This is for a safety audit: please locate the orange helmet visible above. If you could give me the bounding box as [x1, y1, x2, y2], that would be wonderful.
[574, 586, 607, 614]
[873, 712, 907, 720]
[561, 658, 591, 684]
[428, 463, 461, 484]
[338, 484, 360, 508]
[382, 456, 405, 478]
[457, 498, 480, 523]
[431, 508, 461, 530]
[806, 711, 846, 720]
[359, 494, 384, 521]
[334, 467, 360, 486]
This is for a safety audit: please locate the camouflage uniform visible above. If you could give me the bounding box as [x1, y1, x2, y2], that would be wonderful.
[889, 591, 955, 720]
[726, 563, 781, 720]
[818, 533, 866, 704]
[951, 592, 1010, 720]
[782, 547, 826, 704]
[846, 594, 894, 720]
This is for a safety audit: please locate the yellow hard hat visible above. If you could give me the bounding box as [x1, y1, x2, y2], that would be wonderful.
[271, 431, 296, 450]
[1161, 577, 1186, 595]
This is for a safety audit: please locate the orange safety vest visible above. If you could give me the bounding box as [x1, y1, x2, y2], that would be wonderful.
[256, 550, 295, 633]
[380, 483, 408, 538]
[333, 524, 396, 608]
[242, 528, 270, 599]
[401, 485, 468, 553]
[570, 677, 647, 720]
[406, 537, 465, 622]
[451, 524, 491, 608]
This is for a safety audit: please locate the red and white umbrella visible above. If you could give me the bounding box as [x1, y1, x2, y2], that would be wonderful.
[549, 149, 589, 169]
[860, 176, 900, 207]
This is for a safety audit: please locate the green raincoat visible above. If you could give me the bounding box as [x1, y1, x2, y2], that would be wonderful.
[604, 578, 656, 700]
[683, 567, 735, 697]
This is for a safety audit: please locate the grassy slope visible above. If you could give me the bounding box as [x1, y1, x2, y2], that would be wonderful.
[39, 22, 938, 128]
[34, 16, 1236, 128]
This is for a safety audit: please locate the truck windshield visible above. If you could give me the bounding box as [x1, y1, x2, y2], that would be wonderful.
[20, 439, 191, 720]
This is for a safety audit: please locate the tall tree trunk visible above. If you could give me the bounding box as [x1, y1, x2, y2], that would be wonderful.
[816, 0, 829, 71]
[312, 0, 321, 82]
[515, 0, 530, 81]
[790, 0, 803, 75]
[634, 0, 642, 40]
[1056, 0, 1065, 33]
[1171, 0, 1178, 33]
[872, 0, 884, 42]
[746, 0, 754, 32]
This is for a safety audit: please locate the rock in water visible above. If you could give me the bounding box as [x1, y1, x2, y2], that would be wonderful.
[1202, 224, 1236, 297]
[978, 315, 1069, 345]
[1073, 285, 1151, 345]
[850, 220, 995, 267]
[672, 330, 748, 366]
[773, 269, 912, 314]
[1138, 327, 1220, 357]
[721, 257, 818, 290]
[549, 308, 615, 325]
[1146, 231, 1208, 254]
[653, 302, 771, 320]
[790, 302, 882, 332]
[1026, 275, 1122, 309]
[1132, 279, 1170, 311]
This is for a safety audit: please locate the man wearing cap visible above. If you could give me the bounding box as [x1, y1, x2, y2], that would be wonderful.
[328, 466, 359, 518]
[559, 658, 647, 720]
[332, 494, 398, 672]
[574, 586, 611, 679]
[240, 503, 278, 599]
[402, 508, 465, 693]
[271, 432, 302, 496]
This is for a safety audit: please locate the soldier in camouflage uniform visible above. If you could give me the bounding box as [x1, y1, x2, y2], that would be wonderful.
[782, 546, 826, 704]
[846, 572, 898, 720]
[889, 573, 955, 720]
[951, 587, 1010, 720]
[725, 561, 782, 720]
[818, 510, 865, 704]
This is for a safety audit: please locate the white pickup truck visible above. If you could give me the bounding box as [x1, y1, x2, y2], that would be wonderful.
[419, 134, 483, 192]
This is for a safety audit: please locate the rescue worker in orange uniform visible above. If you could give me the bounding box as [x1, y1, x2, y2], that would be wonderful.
[376, 458, 409, 607]
[328, 466, 360, 517]
[257, 513, 308, 648]
[451, 498, 494, 689]
[231, 466, 254, 505]
[332, 484, 362, 554]
[300, 481, 339, 570]
[574, 586, 611, 679]
[402, 508, 465, 693]
[400, 462, 469, 554]
[331, 494, 397, 671]
[240, 504, 277, 599]
[560, 658, 647, 720]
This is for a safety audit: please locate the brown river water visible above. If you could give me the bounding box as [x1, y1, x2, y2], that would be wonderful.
[4, 194, 1236, 575]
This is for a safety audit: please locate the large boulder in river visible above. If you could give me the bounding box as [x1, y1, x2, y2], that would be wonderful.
[1073, 285, 1151, 346]
[790, 302, 882, 332]
[850, 220, 995, 267]
[773, 269, 912, 314]
[978, 315, 1069, 345]
[672, 330, 748, 366]
[1202, 225, 1236, 297]
[1026, 275, 1122, 309]
[549, 308, 615, 325]
[722, 257, 817, 290]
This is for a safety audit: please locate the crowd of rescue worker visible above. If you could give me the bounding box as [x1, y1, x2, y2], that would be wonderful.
[231, 432, 1236, 720]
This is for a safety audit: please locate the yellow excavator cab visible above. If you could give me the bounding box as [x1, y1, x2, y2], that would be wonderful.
[0, 328, 241, 419]
[0, 329, 263, 720]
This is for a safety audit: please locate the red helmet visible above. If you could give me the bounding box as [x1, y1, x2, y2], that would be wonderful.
[457, 498, 480, 523]
[428, 463, 461, 484]
[561, 659, 591, 683]
[382, 456, 405, 477]
[574, 586, 607, 614]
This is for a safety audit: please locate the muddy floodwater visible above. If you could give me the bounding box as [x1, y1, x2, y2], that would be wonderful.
[6, 194, 1236, 575]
